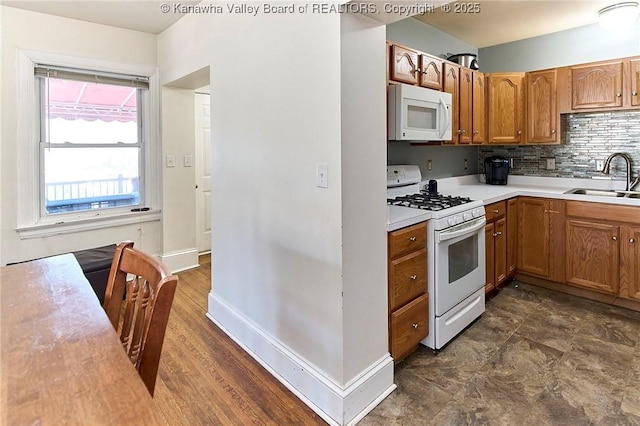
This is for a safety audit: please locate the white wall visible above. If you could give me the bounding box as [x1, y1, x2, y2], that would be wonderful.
[386, 17, 478, 60]
[0, 6, 160, 265]
[160, 87, 198, 272]
[340, 13, 388, 380]
[158, 9, 392, 425]
[479, 22, 640, 72]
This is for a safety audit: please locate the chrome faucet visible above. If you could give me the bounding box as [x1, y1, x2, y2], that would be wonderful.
[601, 152, 639, 191]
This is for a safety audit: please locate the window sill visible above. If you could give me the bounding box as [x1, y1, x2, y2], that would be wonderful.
[16, 209, 161, 240]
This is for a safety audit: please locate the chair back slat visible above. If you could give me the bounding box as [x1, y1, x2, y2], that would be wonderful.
[102, 241, 178, 395]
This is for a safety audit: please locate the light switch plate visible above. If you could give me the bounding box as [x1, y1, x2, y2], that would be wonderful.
[596, 159, 604, 171]
[166, 155, 175, 168]
[183, 154, 193, 167]
[317, 162, 328, 188]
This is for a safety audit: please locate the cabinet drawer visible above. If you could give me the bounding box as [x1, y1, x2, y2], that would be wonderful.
[388, 222, 427, 259]
[390, 293, 429, 362]
[389, 248, 427, 311]
[485, 201, 506, 222]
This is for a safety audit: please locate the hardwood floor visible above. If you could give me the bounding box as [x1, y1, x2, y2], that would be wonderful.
[153, 254, 326, 425]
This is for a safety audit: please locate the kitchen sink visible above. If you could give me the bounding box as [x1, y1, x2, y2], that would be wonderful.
[564, 188, 640, 198]
[564, 188, 625, 197]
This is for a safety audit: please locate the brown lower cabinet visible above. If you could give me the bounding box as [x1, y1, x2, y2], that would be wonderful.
[517, 197, 566, 283]
[484, 198, 517, 294]
[565, 201, 640, 300]
[387, 222, 428, 363]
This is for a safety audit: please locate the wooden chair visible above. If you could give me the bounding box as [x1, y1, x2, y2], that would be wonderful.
[102, 241, 178, 396]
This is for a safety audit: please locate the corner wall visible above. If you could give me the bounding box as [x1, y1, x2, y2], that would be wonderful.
[159, 8, 393, 425]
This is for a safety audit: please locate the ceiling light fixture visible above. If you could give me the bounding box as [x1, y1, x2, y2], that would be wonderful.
[598, 2, 639, 29]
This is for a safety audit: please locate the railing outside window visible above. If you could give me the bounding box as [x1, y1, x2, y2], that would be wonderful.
[45, 175, 139, 213]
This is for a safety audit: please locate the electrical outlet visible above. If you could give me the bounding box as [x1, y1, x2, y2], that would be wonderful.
[596, 159, 605, 171]
[464, 158, 468, 170]
[427, 160, 433, 171]
[546, 158, 556, 170]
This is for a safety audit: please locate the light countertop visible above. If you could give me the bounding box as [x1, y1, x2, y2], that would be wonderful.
[387, 175, 640, 231]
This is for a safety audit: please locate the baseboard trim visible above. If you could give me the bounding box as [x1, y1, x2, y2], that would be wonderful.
[515, 273, 640, 313]
[207, 292, 395, 425]
[160, 248, 199, 274]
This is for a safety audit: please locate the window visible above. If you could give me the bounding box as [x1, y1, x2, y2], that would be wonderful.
[16, 50, 160, 238]
[36, 66, 147, 215]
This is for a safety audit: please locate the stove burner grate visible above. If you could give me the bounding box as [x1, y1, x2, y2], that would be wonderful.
[387, 192, 473, 211]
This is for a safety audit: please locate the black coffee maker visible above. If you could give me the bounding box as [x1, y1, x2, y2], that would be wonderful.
[484, 156, 510, 185]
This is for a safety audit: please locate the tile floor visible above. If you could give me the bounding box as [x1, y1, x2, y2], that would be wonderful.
[362, 282, 640, 425]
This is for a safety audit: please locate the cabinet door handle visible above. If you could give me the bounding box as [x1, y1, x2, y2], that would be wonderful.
[410, 275, 418, 280]
[412, 323, 419, 329]
[631, 238, 636, 243]
[544, 209, 560, 214]
[409, 236, 417, 242]
[612, 236, 618, 241]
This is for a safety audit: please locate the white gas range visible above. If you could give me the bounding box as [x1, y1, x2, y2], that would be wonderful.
[387, 165, 486, 350]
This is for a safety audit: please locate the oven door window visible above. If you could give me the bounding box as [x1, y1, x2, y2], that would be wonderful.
[448, 234, 478, 283]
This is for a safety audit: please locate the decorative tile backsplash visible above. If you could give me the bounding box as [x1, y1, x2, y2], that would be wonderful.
[479, 111, 640, 181]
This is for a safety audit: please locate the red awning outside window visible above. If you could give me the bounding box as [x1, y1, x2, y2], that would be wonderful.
[47, 79, 137, 123]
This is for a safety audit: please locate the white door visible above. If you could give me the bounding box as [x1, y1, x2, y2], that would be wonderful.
[195, 92, 212, 253]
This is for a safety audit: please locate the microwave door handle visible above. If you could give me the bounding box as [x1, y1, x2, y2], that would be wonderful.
[438, 97, 450, 139]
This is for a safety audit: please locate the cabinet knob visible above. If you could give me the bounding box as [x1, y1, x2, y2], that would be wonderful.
[551, 129, 556, 134]
[410, 275, 418, 280]
[409, 236, 417, 242]
[616, 93, 622, 97]
[631, 238, 636, 243]
[458, 129, 466, 134]
[493, 232, 502, 237]
[493, 209, 500, 214]
[473, 130, 479, 135]
[412, 323, 419, 329]
[612, 236, 618, 241]
[517, 130, 523, 135]
[633, 91, 638, 96]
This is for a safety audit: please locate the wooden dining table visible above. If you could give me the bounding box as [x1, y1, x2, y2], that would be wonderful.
[1, 254, 167, 425]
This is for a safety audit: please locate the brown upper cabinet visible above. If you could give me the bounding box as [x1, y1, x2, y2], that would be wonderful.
[472, 71, 488, 144]
[571, 60, 624, 110]
[419, 54, 444, 90]
[631, 59, 640, 107]
[387, 41, 640, 146]
[567, 57, 640, 111]
[444, 64, 485, 145]
[389, 44, 420, 85]
[526, 69, 559, 144]
[442, 63, 460, 145]
[487, 73, 525, 144]
[389, 43, 443, 90]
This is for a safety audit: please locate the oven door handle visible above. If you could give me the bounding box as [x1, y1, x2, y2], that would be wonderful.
[437, 217, 486, 243]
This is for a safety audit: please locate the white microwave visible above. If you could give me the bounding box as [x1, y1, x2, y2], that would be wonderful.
[387, 83, 452, 141]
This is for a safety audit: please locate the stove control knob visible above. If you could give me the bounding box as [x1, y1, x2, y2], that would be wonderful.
[472, 208, 481, 218]
[463, 212, 472, 221]
[447, 217, 455, 226]
[455, 216, 462, 224]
